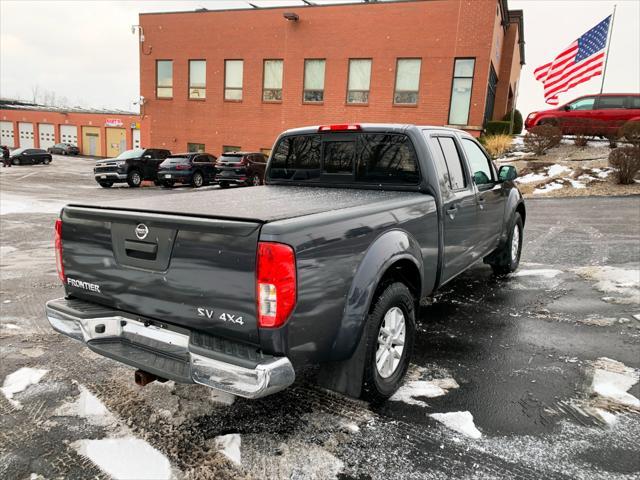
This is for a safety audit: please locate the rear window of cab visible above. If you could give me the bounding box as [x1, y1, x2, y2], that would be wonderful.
[268, 133, 420, 185]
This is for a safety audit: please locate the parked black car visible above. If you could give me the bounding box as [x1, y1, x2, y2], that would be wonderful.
[94, 148, 171, 188]
[215, 152, 267, 188]
[48, 143, 79, 155]
[10, 147, 52, 165]
[47, 123, 525, 402]
[157, 153, 218, 188]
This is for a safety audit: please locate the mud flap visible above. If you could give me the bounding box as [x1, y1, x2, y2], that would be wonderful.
[316, 326, 368, 398]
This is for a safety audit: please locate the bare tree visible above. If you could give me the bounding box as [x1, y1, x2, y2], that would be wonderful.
[30, 84, 40, 104]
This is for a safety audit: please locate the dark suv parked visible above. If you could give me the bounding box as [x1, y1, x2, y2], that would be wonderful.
[157, 153, 218, 188]
[215, 152, 267, 188]
[10, 147, 52, 165]
[94, 148, 171, 188]
[48, 143, 79, 155]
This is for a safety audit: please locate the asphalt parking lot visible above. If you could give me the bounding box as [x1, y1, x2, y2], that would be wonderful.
[1, 155, 639, 480]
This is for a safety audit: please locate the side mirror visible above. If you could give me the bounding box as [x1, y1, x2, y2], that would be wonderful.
[563, 105, 571, 111]
[498, 165, 517, 182]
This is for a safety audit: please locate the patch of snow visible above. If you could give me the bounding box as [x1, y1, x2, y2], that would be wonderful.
[575, 266, 640, 304]
[512, 136, 524, 146]
[547, 164, 571, 177]
[215, 433, 241, 466]
[55, 385, 115, 426]
[512, 269, 562, 278]
[0, 193, 65, 216]
[591, 357, 639, 409]
[595, 408, 617, 425]
[389, 378, 459, 407]
[566, 178, 586, 189]
[1, 323, 21, 330]
[533, 182, 565, 194]
[516, 172, 547, 184]
[429, 411, 482, 439]
[73, 438, 174, 480]
[1, 367, 48, 408]
[209, 389, 236, 405]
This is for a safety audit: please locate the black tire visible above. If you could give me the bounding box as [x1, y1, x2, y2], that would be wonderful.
[249, 174, 262, 186]
[62, 150, 67, 156]
[127, 170, 142, 188]
[191, 171, 204, 188]
[13, 158, 20, 165]
[162, 181, 174, 188]
[361, 282, 416, 403]
[488, 212, 523, 275]
[98, 181, 113, 188]
[219, 181, 230, 189]
[43, 157, 51, 165]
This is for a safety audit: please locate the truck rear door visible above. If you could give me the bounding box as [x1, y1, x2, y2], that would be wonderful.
[60, 206, 262, 345]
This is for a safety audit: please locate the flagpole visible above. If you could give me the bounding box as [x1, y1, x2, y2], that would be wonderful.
[600, 5, 617, 94]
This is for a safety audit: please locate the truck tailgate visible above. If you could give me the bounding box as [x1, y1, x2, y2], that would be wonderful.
[61, 206, 262, 345]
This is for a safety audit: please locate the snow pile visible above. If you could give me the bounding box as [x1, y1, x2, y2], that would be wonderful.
[512, 269, 562, 279]
[55, 385, 116, 426]
[429, 411, 482, 439]
[389, 377, 459, 407]
[575, 266, 640, 304]
[516, 172, 547, 184]
[547, 164, 571, 177]
[73, 438, 174, 480]
[214, 433, 242, 466]
[0, 367, 48, 408]
[590, 357, 639, 409]
[533, 182, 564, 194]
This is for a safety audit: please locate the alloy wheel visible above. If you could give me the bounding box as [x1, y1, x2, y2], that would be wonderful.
[375, 306, 406, 378]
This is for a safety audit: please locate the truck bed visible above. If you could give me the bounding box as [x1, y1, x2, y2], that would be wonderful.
[69, 185, 420, 223]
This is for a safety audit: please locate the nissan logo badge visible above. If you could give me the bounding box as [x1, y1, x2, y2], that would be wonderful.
[135, 223, 149, 240]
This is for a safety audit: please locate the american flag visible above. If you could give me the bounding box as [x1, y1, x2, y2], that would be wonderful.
[534, 15, 612, 105]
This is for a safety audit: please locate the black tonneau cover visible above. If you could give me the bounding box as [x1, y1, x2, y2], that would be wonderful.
[69, 186, 419, 223]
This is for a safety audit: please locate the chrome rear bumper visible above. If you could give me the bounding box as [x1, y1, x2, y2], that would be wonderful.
[45, 298, 295, 399]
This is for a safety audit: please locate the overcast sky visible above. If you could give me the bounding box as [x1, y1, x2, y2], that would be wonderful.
[1, 0, 638, 115]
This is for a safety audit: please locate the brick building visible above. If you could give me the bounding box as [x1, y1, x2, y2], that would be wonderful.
[139, 0, 524, 155]
[0, 100, 143, 157]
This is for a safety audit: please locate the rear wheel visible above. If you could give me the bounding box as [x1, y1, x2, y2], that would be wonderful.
[98, 181, 113, 188]
[191, 171, 204, 188]
[249, 174, 262, 186]
[219, 181, 230, 189]
[127, 170, 142, 188]
[361, 282, 416, 403]
[13, 158, 20, 165]
[487, 212, 523, 275]
[43, 157, 51, 165]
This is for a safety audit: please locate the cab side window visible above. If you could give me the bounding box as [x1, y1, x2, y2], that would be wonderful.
[596, 96, 626, 109]
[568, 97, 595, 111]
[462, 139, 494, 185]
[435, 137, 467, 190]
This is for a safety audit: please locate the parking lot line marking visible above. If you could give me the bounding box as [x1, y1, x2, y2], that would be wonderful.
[17, 171, 39, 180]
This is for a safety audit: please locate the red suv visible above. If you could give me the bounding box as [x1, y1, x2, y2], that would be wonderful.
[525, 93, 640, 137]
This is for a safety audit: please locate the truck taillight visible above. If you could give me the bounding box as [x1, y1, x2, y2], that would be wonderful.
[318, 124, 361, 132]
[54, 218, 66, 283]
[257, 242, 296, 328]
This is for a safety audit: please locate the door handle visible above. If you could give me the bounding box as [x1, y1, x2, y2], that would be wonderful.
[477, 195, 486, 210]
[446, 205, 458, 219]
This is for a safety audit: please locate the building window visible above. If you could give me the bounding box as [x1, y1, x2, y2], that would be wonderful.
[187, 143, 205, 153]
[448, 58, 475, 125]
[156, 60, 173, 98]
[303, 59, 325, 103]
[189, 60, 206, 99]
[347, 59, 372, 104]
[394, 58, 421, 105]
[224, 60, 243, 101]
[263, 59, 283, 102]
[223, 145, 241, 153]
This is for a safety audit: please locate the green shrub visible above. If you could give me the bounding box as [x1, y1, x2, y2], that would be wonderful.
[486, 121, 511, 136]
[609, 146, 640, 184]
[502, 109, 523, 135]
[523, 125, 562, 156]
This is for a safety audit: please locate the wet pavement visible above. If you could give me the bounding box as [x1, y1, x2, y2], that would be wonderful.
[1, 156, 639, 479]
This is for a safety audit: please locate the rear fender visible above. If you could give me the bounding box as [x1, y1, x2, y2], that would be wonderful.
[336, 229, 423, 358]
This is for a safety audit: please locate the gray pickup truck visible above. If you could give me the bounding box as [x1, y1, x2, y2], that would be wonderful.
[46, 124, 525, 402]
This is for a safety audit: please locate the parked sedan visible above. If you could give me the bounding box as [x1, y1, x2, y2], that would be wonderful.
[48, 143, 79, 155]
[214, 152, 267, 188]
[10, 147, 52, 165]
[157, 153, 217, 188]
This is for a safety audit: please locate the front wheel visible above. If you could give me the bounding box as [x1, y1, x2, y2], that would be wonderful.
[488, 213, 523, 275]
[361, 282, 416, 403]
[13, 158, 20, 165]
[43, 157, 51, 165]
[127, 170, 142, 188]
[249, 174, 262, 186]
